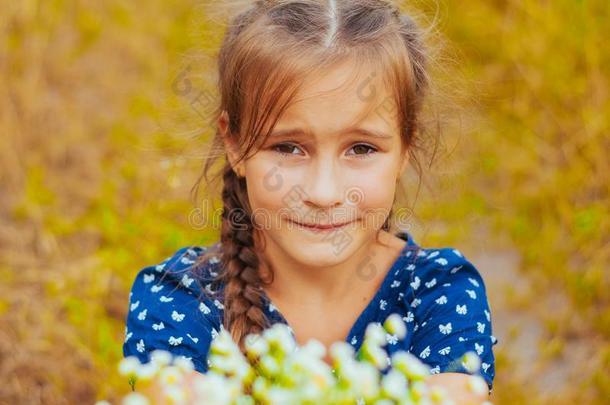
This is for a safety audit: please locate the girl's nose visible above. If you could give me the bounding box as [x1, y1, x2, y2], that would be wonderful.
[301, 153, 346, 210]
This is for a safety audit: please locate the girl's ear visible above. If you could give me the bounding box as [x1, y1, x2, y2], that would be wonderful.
[218, 110, 245, 177]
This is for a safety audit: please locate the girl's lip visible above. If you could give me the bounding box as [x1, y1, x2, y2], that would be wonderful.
[289, 219, 353, 230]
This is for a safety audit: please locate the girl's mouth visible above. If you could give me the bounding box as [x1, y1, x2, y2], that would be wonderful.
[288, 219, 353, 232]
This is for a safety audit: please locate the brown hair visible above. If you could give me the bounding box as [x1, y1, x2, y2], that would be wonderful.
[189, 0, 437, 353]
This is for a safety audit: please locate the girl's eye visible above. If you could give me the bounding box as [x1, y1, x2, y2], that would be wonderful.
[347, 143, 378, 158]
[271, 143, 303, 156]
[271, 143, 378, 158]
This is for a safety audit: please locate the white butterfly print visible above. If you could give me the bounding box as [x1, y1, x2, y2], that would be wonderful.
[434, 258, 448, 266]
[186, 248, 198, 257]
[452, 249, 463, 258]
[386, 333, 398, 345]
[410, 298, 421, 308]
[413, 323, 419, 332]
[130, 300, 140, 312]
[124, 331, 133, 343]
[429, 365, 440, 374]
[468, 277, 480, 288]
[481, 362, 490, 373]
[379, 300, 387, 310]
[450, 265, 463, 274]
[171, 310, 185, 322]
[180, 256, 195, 265]
[404, 311, 414, 323]
[143, 274, 155, 283]
[136, 339, 145, 353]
[458, 337, 467, 342]
[160, 295, 174, 303]
[477, 322, 486, 333]
[438, 346, 451, 355]
[214, 299, 224, 310]
[186, 333, 199, 344]
[351, 336, 358, 345]
[484, 309, 491, 322]
[211, 328, 219, 340]
[443, 283, 451, 287]
[181, 274, 195, 288]
[151, 285, 164, 293]
[209, 256, 220, 264]
[466, 289, 477, 299]
[456, 304, 468, 315]
[406, 264, 416, 271]
[168, 336, 183, 346]
[137, 309, 147, 321]
[410, 276, 421, 290]
[439, 322, 452, 335]
[427, 251, 440, 259]
[268, 303, 277, 313]
[155, 263, 166, 272]
[390, 280, 401, 288]
[425, 278, 437, 288]
[419, 345, 431, 359]
[475, 342, 484, 355]
[435, 295, 448, 305]
[199, 302, 211, 314]
[417, 250, 428, 257]
[152, 322, 165, 331]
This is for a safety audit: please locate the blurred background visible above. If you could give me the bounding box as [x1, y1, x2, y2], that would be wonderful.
[0, 0, 608, 404]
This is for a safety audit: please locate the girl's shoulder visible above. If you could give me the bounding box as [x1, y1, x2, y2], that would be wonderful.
[123, 241, 225, 372]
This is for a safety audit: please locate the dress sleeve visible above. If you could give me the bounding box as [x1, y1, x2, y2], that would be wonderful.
[122, 247, 220, 373]
[406, 248, 498, 393]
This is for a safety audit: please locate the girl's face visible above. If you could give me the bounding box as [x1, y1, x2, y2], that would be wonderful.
[224, 60, 409, 267]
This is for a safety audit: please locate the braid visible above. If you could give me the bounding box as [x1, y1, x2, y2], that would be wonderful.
[218, 164, 271, 353]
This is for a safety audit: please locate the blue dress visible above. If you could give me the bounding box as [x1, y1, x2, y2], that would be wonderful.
[123, 231, 498, 393]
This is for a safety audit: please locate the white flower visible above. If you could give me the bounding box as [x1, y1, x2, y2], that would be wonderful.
[122, 392, 150, 405]
[118, 356, 141, 377]
[150, 350, 172, 367]
[383, 313, 407, 339]
[364, 323, 387, 347]
[467, 375, 488, 396]
[462, 351, 481, 373]
[391, 351, 430, 381]
[159, 366, 183, 387]
[381, 369, 408, 400]
[174, 356, 195, 373]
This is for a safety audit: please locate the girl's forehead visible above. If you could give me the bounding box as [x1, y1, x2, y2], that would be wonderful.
[275, 60, 398, 134]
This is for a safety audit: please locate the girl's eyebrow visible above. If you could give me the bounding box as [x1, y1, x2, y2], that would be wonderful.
[269, 126, 393, 140]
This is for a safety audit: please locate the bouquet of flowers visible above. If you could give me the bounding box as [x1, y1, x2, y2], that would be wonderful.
[100, 314, 492, 405]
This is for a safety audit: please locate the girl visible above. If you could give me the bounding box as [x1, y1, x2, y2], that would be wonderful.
[123, 0, 497, 401]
